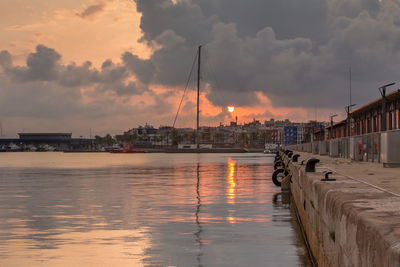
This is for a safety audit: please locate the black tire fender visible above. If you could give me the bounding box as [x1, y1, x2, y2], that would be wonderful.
[272, 168, 289, 187]
[274, 161, 284, 170]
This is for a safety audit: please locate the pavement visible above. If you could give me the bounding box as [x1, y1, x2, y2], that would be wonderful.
[294, 152, 400, 196]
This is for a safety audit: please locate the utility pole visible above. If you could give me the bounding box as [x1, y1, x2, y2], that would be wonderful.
[345, 104, 356, 137]
[196, 45, 201, 149]
[379, 82, 395, 132]
[349, 66, 352, 110]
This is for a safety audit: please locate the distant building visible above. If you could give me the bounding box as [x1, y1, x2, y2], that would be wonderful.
[325, 89, 400, 140]
[18, 133, 72, 140]
[351, 89, 400, 135]
[264, 119, 275, 127]
[284, 126, 298, 145]
[265, 129, 279, 144]
[0, 133, 93, 151]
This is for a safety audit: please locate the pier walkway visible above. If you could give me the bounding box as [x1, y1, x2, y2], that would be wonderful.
[295, 152, 400, 196]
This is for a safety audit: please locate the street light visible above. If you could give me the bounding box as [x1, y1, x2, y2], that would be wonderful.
[329, 114, 338, 139]
[378, 82, 395, 131]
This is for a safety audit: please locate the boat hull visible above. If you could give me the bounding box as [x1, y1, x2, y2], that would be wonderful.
[165, 148, 248, 153]
[110, 149, 146, 153]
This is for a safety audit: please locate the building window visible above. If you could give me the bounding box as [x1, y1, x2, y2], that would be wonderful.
[361, 119, 365, 134]
[367, 118, 371, 133]
[389, 111, 393, 130]
[373, 116, 377, 132]
[397, 103, 400, 129]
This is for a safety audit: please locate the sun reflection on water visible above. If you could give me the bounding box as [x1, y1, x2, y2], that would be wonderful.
[226, 158, 238, 224]
[227, 158, 237, 204]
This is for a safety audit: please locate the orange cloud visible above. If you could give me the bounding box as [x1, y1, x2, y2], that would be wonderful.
[1, 0, 151, 66]
[76, 2, 107, 20]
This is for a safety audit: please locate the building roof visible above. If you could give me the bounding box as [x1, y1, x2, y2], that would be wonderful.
[314, 128, 324, 134]
[325, 119, 347, 130]
[350, 89, 400, 116]
[18, 133, 72, 136]
[17, 133, 73, 142]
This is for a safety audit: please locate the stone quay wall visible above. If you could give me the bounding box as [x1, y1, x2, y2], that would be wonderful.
[282, 153, 400, 266]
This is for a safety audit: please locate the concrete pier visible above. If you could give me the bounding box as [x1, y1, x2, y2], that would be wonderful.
[284, 152, 400, 266]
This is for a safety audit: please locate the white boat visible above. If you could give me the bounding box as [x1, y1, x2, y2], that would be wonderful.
[264, 143, 278, 154]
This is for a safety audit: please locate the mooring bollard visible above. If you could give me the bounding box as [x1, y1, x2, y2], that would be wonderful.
[274, 160, 284, 170]
[284, 149, 292, 156]
[305, 158, 320, 172]
[321, 171, 336, 181]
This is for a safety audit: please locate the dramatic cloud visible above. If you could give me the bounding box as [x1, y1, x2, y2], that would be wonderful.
[12, 45, 61, 82]
[1, 45, 149, 96]
[122, 52, 155, 84]
[0, 44, 160, 135]
[127, 0, 400, 110]
[76, 2, 107, 19]
[3, 0, 400, 135]
[0, 50, 12, 68]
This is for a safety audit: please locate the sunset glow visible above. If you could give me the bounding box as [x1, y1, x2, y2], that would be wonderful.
[0, 0, 367, 136]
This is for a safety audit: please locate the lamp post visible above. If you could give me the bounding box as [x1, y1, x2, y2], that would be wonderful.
[345, 104, 356, 158]
[378, 82, 395, 132]
[329, 114, 338, 140]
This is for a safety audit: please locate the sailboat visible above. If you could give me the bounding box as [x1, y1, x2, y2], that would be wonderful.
[166, 46, 247, 153]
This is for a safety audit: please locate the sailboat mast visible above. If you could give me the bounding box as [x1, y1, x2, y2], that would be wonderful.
[196, 45, 201, 149]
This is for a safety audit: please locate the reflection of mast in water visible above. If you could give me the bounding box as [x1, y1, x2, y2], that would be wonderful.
[194, 163, 203, 267]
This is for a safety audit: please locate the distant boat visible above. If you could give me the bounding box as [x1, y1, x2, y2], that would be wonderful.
[109, 144, 146, 153]
[166, 147, 248, 153]
[0, 143, 22, 152]
[264, 143, 279, 154]
[263, 149, 277, 154]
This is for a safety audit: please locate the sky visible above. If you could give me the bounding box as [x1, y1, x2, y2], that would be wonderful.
[1, 0, 400, 137]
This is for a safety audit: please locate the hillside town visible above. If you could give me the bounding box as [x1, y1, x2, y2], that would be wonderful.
[0, 118, 326, 152]
[114, 119, 326, 149]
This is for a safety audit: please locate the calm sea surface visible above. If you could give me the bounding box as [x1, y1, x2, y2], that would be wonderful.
[0, 152, 311, 266]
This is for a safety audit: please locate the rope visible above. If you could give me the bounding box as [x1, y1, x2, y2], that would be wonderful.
[172, 49, 198, 128]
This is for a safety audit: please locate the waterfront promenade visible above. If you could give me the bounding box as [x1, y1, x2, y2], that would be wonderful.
[283, 151, 400, 266]
[295, 151, 400, 196]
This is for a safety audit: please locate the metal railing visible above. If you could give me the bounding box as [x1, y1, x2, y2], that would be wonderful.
[284, 129, 400, 165]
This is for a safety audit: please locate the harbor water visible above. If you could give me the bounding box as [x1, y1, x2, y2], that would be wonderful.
[0, 153, 311, 266]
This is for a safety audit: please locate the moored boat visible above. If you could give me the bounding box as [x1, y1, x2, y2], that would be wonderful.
[264, 143, 279, 154]
[109, 144, 146, 153]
